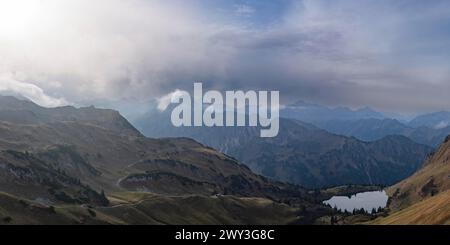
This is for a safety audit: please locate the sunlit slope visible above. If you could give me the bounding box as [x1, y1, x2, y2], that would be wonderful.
[387, 136, 450, 211]
[375, 135, 450, 224]
[372, 190, 450, 225]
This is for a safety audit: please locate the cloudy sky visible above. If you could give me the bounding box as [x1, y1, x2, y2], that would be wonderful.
[1, 0, 450, 114]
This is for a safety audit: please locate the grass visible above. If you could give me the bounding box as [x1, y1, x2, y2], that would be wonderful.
[0, 191, 302, 225]
[370, 190, 450, 225]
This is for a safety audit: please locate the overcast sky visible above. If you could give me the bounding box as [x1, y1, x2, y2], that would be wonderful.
[0, 0, 450, 114]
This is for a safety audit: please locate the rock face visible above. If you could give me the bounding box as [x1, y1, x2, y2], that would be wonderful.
[135, 109, 432, 188]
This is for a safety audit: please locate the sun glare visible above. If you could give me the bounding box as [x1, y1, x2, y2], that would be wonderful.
[0, 0, 46, 38]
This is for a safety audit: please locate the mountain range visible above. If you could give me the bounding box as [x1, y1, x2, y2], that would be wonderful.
[280, 100, 385, 123]
[0, 95, 447, 225]
[280, 101, 450, 147]
[316, 118, 450, 147]
[135, 108, 432, 188]
[408, 111, 450, 129]
[0, 95, 332, 224]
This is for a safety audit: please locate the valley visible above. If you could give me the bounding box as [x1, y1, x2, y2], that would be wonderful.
[0, 96, 332, 224]
[370, 135, 450, 224]
[135, 108, 432, 188]
[0, 95, 448, 225]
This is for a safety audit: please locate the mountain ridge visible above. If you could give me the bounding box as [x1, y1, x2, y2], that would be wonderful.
[387, 134, 450, 212]
[135, 109, 432, 188]
[315, 118, 450, 147]
[0, 95, 334, 224]
[0, 95, 142, 137]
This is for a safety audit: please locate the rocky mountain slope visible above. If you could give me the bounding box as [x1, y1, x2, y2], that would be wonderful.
[0, 96, 141, 137]
[0, 96, 330, 224]
[387, 135, 450, 212]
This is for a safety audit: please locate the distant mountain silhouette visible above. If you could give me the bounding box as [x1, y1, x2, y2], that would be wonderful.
[408, 111, 450, 129]
[280, 100, 385, 123]
[277, 101, 450, 147]
[316, 118, 450, 147]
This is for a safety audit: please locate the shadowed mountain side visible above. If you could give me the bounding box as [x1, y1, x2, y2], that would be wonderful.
[0, 120, 313, 201]
[135, 109, 432, 188]
[277, 100, 450, 147]
[0, 96, 338, 225]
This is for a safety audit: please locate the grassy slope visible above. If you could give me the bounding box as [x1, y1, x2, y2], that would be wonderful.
[370, 190, 450, 225]
[373, 137, 450, 225]
[98, 192, 301, 225]
[386, 137, 450, 212]
[0, 191, 301, 225]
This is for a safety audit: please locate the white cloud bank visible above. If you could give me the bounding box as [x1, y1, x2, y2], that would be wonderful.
[0, 0, 450, 113]
[0, 73, 68, 107]
[157, 89, 188, 112]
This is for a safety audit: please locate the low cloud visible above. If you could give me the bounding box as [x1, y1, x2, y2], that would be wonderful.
[157, 89, 187, 111]
[1, 0, 450, 113]
[0, 73, 68, 107]
[235, 4, 255, 16]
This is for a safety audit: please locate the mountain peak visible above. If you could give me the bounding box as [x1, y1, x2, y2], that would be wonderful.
[444, 134, 450, 144]
[0, 95, 40, 110]
[409, 111, 450, 128]
[0, 95, 141, 137]
[282, 101, 384, 123]
[290, 100, 320, 108]
[357, 106, 377, 113]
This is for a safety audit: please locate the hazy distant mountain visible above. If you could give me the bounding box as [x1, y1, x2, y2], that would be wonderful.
[280, 100, 385, 123]
[279, 101, 450, 147]
[0, 95, 330, 224]
[135, 109, 432, 188]
[316, 118, 450, 147]
[316, 119, 410, 141]
[408, 111, 450, 129]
